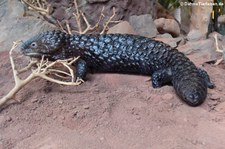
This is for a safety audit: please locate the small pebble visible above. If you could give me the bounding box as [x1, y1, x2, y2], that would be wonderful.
[83, 105, 89, 109]
[6, 116, 12, 122]
[169, 103, 174, 107]
[209, 94, 220, 100]
[73, 111, 78, 117]
[162, 93, 174, 100]
[215, 102, 225, 112]
[136, 116, 141, 120]
[31, 98, 39, 103]
[71, 105, 76, 109]
[192, 140, 198, 145]
[46, 111, 53, 117]
[31, 106, 37, 111]
[41, 95, 46, 99]
[58, 100, 63, 104]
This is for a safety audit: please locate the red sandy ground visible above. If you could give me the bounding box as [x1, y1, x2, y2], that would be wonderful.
[0, 50, 225, 149]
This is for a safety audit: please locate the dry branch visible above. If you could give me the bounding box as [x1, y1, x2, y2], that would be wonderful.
[21, 0, 119, 34]
[0, 42, 82, 108]
[71, 0, 117, 34]
[21, 0, 50, 15]
[72, 2, 104, 34]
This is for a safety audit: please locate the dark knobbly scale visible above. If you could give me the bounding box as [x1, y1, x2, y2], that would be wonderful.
[20, 30, 215, 106]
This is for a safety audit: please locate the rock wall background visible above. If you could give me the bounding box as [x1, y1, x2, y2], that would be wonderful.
[0, 0, 158, 51]
[48, 0, 157, 31]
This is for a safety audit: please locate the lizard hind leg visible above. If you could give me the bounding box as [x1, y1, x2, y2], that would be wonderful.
[151, 68, 173, 88]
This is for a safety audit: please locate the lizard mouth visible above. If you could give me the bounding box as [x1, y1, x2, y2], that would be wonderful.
[24, 52, 50, 58]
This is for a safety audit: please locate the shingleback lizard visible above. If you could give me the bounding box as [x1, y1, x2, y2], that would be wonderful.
[20, 30, 215, 106]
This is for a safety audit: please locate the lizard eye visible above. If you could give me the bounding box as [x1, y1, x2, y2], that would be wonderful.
[30, 42, 38, 48]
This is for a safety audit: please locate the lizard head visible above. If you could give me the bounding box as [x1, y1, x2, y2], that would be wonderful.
[21, 30, 68, 60]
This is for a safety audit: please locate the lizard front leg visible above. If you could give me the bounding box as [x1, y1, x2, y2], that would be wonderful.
[151, 68, 172, 88]
[73, 59, 87, 83]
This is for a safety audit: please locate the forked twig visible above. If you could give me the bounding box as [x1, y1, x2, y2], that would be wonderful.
[72, 0, 117, 34]
[57, 20, 68, 33]
[21, 0, 50, 15]
[73, 0, 82, 34]
[100, 7, 116, 34]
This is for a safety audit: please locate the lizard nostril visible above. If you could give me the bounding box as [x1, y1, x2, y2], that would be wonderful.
[188, 94, 194, 100]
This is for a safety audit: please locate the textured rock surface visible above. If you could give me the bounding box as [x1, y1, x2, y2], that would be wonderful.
[107, 21, 136, 35]
[154, 18, 180, 37]
[7, 0, 25, 18]
[0, 0, 55, 51]
[155, 33, 184, 48]
[129, 14, 158, 38]
[48, 0, 157, 31]
[0, 18, 54, 51]
[177, 39, 217, 65]
[0, 0, 7, 21]
[187, 29, 205, 41]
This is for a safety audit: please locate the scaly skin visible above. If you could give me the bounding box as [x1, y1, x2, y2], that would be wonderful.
[21, 30, 214, 106]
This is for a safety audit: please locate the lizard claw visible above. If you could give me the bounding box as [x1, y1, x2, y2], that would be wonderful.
[75, 78, 85, 84]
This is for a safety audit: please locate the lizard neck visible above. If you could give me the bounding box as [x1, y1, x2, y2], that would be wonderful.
[54, 34, 84, 59]
[66, 34, 89, 56]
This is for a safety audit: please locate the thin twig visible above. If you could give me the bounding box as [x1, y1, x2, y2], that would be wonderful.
[214, 34, 223, 53]
[100, 7, 116, 34]
[213, 34, 225, 65]
[73, 0, 82, 33]
[56, 20, 68, 33]
[48, 69, 72, 77]
[18, 59, 38, 73]
[66, 21, 72, 35]
[215, 58, 224, 65]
